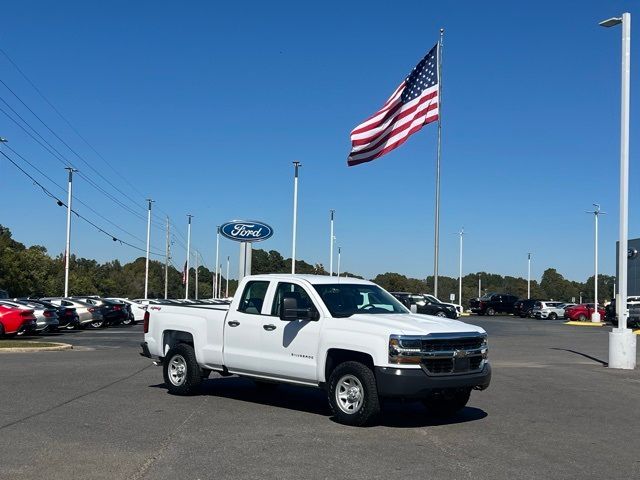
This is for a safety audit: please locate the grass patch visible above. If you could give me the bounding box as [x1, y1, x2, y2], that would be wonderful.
[0, 341, 56, 349]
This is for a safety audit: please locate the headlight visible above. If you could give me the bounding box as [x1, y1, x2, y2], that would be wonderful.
[389, 335, 422, 364]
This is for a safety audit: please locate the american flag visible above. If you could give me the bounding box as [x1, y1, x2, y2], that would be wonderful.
[348, 44, 439, 166]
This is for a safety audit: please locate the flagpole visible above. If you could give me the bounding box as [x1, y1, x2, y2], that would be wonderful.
[433, 27, 444, 298]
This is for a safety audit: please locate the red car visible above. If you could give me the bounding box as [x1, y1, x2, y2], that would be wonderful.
[564, 303, 605, 321]
[0, 304, 37, 337]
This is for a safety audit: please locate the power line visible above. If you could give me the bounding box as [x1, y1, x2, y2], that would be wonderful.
[0, 149, 164, 256]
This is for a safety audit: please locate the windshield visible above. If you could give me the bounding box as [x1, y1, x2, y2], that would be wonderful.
[480, 292, 494, 300]
[313, 283, 408, 317]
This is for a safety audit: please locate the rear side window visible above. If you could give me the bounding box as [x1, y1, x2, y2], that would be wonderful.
[238, 281, 270, 315]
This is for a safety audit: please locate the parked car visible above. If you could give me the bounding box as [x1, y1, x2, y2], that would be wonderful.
[469, 293, 518, 316]
[70, 297, 128, 327]
[105, 298, 146, 324]
[16, 298, 79, 330]
[604, 299, 640, 327]
[41, 297, 104, 329]
[0, 304, 37, 337]
[0, 300, 59, 333]
[390, 292, 458, 319]
[513, 299, 539, 318]
[422, 294, 462, 316]
[558, 302, 577, 311]
[564, 303, 606, 322]
[533, 301, 566, 320]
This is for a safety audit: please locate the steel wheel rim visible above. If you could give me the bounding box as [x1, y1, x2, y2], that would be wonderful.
[169, 354, 187, 386]
[335, 374, 364, 414]
[436, 311, 446, 317]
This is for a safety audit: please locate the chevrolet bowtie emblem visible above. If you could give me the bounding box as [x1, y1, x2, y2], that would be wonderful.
[453, 349, 467, 359]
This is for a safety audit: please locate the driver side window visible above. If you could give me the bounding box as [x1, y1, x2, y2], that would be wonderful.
[271, 282, 317, 317]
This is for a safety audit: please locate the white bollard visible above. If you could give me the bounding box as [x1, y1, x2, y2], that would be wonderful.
[608, 329, 637, 369]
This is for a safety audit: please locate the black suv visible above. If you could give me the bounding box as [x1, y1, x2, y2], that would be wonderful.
[469, 293, 518, 316]
[513, 299, 539, 318]
[391, 292, 458, 319]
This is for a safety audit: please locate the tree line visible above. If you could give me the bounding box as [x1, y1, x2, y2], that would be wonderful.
[0, 225, 613, 304]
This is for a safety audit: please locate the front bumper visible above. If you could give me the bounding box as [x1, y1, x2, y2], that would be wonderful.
[375, 363, 491, 399]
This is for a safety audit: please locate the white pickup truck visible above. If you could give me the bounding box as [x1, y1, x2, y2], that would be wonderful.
[141, 274, 491, 426]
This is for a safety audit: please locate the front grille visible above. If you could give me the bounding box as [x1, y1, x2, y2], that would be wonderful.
[421, 337, 484, 352]
[419, 334, 486, 375]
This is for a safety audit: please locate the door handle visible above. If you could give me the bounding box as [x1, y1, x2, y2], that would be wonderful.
[263, 324, 277, 331]
[227, 320, 240, 327]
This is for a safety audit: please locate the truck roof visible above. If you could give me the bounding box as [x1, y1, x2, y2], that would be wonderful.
[247, 274, 373, 285]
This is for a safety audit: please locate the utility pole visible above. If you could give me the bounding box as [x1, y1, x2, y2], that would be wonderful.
[214, 226, 220, 299]
[144, 198, 154, 300]
[527, 253, 532, 299]
[64, 167, 78, 297]
[478, 274, 481, 298]
[185, 214, 193, 300]
[164, 216, 170, 299]
[218, 264, 223, 298]
[226, 256, 230, 298]
[329, 209, 335, 276]
[291, 161, 301, 273]
[337, 246, 342, 278]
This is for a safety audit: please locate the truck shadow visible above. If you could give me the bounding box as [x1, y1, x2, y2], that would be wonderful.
[153, 376, 488, 428]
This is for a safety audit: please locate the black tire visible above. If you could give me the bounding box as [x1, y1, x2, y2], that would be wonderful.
[422, 388, 471, 417]
[486, 307, 495, 316]
[548, 313, 557, 320]
[163, 344, 202, 395]
[435, 311, 447, 318]
[121, 316, 134, 326]
[328, 361, 380, 427]
[0, 323, 4, 338]
[577, 313, 587, 322]
[88, 319, 105, 329]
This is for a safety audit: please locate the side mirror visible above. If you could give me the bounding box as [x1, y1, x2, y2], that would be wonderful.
[279, 297, 319, 321]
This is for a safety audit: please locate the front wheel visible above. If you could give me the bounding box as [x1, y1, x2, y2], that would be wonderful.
[163, 344, 202, 395]
[328, 361, 380, 427]
[548, 313, 557, 320]
[121, 316, 134, 326]
[89, 319, 105, 329]
[435, 311, 447, 318]
[577, 313, 587, 322]
[486, 307, 495, 316]
[422, 388, 471, 417]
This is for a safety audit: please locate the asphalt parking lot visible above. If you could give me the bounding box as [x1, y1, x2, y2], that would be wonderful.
[1, 317, 639, 480]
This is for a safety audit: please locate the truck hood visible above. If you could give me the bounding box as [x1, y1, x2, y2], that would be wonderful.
[345, 312, 485, 336]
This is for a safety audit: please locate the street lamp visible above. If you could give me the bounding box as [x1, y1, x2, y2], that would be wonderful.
[600, 12, 637, 370]
[527, 253, 532, 299]
[586, 204, 605, 322]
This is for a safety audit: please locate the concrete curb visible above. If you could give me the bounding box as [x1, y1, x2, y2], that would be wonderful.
[564, 321, 604, 327]
[0, 342, 73, 353]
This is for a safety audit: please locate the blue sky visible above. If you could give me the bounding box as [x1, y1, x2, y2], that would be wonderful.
[0, 0, 638, 283]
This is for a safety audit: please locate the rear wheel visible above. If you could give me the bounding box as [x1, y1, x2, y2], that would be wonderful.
[89, 319, 104, 329]
[422, 388, 471, 417]
[163, 344, 202, 395]
[121, 316, 134, 326]
[328, 361, 380, 426]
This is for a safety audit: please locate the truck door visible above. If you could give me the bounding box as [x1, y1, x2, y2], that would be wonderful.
[222, 280, 271, 374]
[259, 281, 322, 383]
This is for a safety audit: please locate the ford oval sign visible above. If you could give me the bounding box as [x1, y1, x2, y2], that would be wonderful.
[220, 221, 273, 243]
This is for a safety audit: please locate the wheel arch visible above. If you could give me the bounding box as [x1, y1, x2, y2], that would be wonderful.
[323, 348, 375, 384]
[162, 330, 195, 356]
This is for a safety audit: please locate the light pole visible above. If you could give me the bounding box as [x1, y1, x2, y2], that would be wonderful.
[194, 251, 199, 300]
[587, 204, 605, 322]
[329, 209, 335, 276]
[527, 253, 532, 299]
[185, 214, 193, 299]
[478, 274, 481, 299]
[601, 12, 637, 369]
[214, 226, 220, 299]
[226, 256, 230, 298]
[64, 167, 78, 297]
[144, 198, 154, 300]
[337, 246, 342, 278]
[457, 228, 464, 308]
[291, 161, 301, 274]
[164, 216, 170, 299]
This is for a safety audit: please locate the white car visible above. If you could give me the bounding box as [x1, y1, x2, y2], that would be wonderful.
[106, 298, 147, 323]
[142, 274, 491, 426]
[533, 301, 566, 320]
